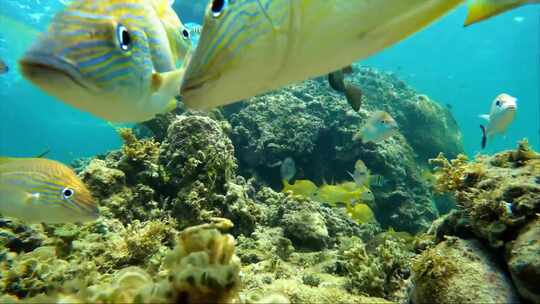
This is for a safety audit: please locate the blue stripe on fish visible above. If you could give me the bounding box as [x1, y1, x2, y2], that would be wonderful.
[59, 40, 111, 57]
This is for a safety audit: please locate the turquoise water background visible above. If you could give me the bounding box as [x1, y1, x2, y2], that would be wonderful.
[0, 1, 538, 163]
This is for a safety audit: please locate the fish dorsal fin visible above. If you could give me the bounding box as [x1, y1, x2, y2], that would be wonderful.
[479, 114, 490, 121]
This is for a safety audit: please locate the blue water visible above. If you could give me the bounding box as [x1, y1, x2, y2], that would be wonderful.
[0, 1, 538, 163]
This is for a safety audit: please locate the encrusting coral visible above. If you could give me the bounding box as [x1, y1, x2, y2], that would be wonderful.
[428, 140, 540, 302]
[430, 139, 540, 248]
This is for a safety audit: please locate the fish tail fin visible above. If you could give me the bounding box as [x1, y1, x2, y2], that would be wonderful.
[480, 125, 487, 149]
[465, 0, 523, 26]
[328, 71, 346, 92]
[344, 83, 363, 112]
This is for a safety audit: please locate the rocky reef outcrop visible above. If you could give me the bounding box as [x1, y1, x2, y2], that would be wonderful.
[3, 65, 538, 304]
[424, 140, 540, 303]
[224, 66, 463, 233]
[0, 111, 413, 303]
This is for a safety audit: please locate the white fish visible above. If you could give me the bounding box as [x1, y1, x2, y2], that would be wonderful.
[354, 111, 399, 144]
[348, 160, 370, 187]
[479, 93, 517, 149]
[280, 157, 296, 183]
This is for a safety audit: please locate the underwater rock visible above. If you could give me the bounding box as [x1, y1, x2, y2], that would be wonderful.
[506, 218, 540, 303]
[282, 207, 329, 250]
[80, 159, 126, 199]
[162, 115, 237, 191]
[430, 140, 540, 248]
[0, 219, 44, 253]
[339, 234, 414, 301]
[411, 237, 519, 304]
[353, 68, 463, 162]
[224, 67, 454, 233]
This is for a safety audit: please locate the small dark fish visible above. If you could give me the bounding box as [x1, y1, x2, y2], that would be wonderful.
[342, 65, 354, 74]
[344, 83, 363, 112]
[328, 70, 345, 92]
[480, 125, 487, 149]
[445, 103, 453, 110]
[0, 59, 8, 74]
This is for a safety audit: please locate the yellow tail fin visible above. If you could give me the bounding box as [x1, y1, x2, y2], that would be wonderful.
[465, 0, 524, 26]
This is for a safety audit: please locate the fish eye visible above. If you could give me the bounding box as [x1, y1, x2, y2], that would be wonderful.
[496, 100, 502, 107]
[211, 0, 227, 18]
[182, 28, 190, 40]
[380, 120, 386, 124]
[62, 187, 75, 199]
[116, 24, 131, 51]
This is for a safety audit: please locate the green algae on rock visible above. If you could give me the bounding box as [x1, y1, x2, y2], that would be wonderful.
[411, 237, 519, 304]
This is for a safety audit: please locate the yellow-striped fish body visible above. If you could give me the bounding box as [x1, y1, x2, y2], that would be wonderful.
[0, 157, 98, 223]
[465, 0, 540, 26]
[20, 0, 192, 122]
[180, 0, 464, 109]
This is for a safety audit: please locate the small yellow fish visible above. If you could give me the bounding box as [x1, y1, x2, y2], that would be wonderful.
[465, 0, 540, 26]
[354, 111, 399, 144]
[316, 183, 374, 206]
[346, 203, 376, 224]
[180, 0, 464, 109]
[0, 58, 8, 74]
[0, 157, 98, 223]
[282, 179, 318, 198]
[20, 0, 192, 122]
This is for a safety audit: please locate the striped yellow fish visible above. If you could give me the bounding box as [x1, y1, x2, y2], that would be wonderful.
[0, 157, 98, 223]
[19, 0, 191, 122]
[180, 0, 464, 110]
[465, 0, 540, 26]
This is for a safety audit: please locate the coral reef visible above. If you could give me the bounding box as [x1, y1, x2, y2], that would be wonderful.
[339, 234, 414, 301]
[4, 65, 539, 304]
[224, 66, 463, 232]
[430, 140, 540, 248]
[429, 140, 540, 302]
[411, 237, 519, 303]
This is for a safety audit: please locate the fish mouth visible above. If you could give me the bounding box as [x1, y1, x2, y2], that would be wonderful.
[19, 52, 92, 91]
[506, 105, 517, 111]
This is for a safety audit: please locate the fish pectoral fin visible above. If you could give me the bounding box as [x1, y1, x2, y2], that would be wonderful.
[479, 114, 490, 121]
[150, 68, 185, 113]
[151, 68, 185, 96]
